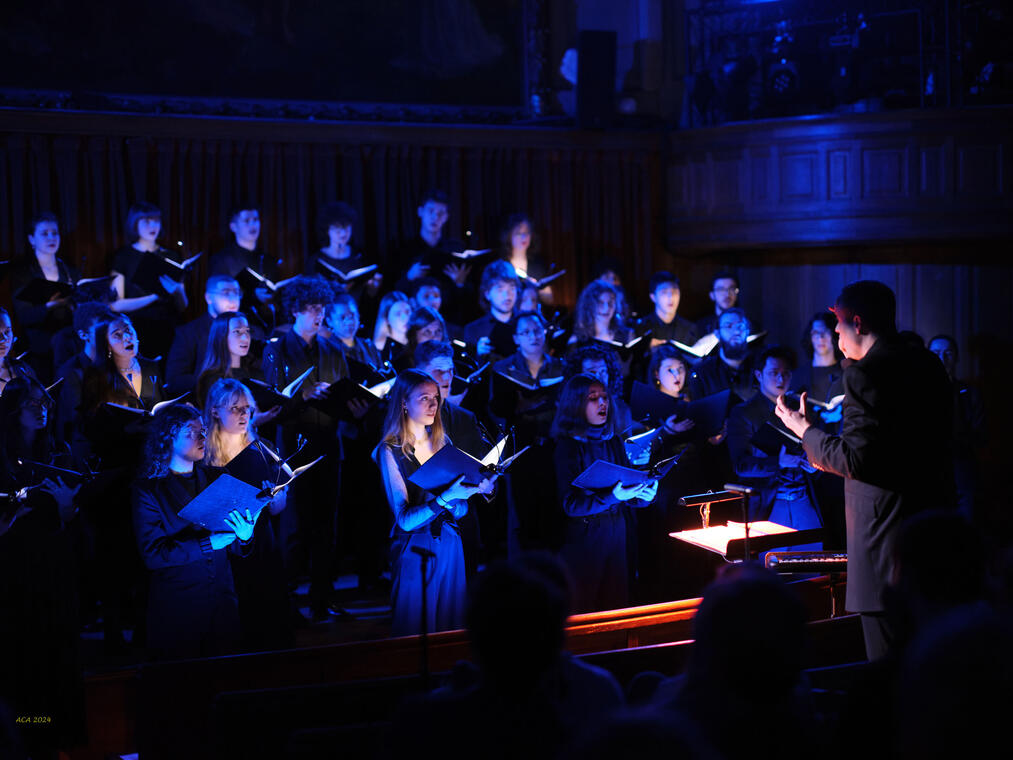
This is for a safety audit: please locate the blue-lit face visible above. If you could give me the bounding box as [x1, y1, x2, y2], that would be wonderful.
[756, 357, 792, 400]
[0, 314, 13, 360]
[718, 313, 749, 348]
[657, 357, 687, 397]
[107, 319, 138, 362]
[651, 283, 680, 317]
[293, 304, 324, 336]
[230, 210, 260, 246]
[487, 281, 517, 315]
[328, 224, 352, 249]
[415, 284, 442, 312]
[227, 317, 251, 358]
[405, 381, 440, 426]
[29, 221, 60, 257]
[19, 387, 49, 431]
[584, 383, 609, 426]
[417, 201, 448, 237]
[136, 217, 161, 245]
[173, 420, 206, 462]
[327, 301, 360, 340]
[510, 221, 531, 252]
[419, 357, 454, 399]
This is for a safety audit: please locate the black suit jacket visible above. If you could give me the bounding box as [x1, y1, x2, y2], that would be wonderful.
[802, 336, 955, 612]
[165, 313, 213, 397]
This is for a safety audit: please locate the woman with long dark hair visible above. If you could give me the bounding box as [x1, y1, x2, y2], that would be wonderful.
[193, 311, 280, 428]
[132, 403, 256, 660]
[372, 291, 411, 359]
[79, 313, 164, 653]
[551, 374, 657, 612]
[203, 378, 292, 650]
[373, 369, 494, 634]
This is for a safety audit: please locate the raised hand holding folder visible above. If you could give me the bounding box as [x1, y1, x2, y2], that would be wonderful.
[408, 436, 528, 493]
[571, 453, 680, 492]
[179, 456, 323, 530]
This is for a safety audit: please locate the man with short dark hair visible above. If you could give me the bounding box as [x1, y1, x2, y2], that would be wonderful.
[643, 271, 699, 348]
[776, 280, 956, 659]
[54, 302, 115, 452]
[209, 203, 279, 327]
[696, 271, 741, 337]
[391, 189, 476, 325]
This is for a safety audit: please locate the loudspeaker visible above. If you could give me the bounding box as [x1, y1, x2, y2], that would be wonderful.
[577, 30, 617, 129]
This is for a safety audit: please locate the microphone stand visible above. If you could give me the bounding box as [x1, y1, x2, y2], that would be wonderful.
[724, 483, 757, 561]
[411, 545, 436, 691]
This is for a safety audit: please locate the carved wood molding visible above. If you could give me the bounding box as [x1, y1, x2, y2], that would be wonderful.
[667, 107, 1013, 251]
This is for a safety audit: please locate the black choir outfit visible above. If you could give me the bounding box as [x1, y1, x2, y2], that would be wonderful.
[219, 440, 294, 651]
[688, 353, 757, 402]
[390, 234, 476, 326]
[791, 361, 845, 404]
[10, 255, 82, 383]
[373, 440, 468, 635]
[554, 429, 649, 613]
[262, 328, 349, 614]
[165, 312, 214, 397]
[463, 313, 516, 361]
[132, 464, 250, 660]
[108, 244, 188, 360]
[209, 241, 280, 329]
[641, 311, 700, 346]
[440, 400, 493, 577]
[489, 351, 565, 555]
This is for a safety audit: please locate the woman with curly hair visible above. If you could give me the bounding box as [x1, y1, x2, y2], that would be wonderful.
[373, 369, 495, 634]
[551, 374, 657, 612]
[132, 403, 256, 660]
[570, 280, 632, 348]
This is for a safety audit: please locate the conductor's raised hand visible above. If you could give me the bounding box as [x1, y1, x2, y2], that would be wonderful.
[224, 509, 256, 542]
[775, 392, 812, 439]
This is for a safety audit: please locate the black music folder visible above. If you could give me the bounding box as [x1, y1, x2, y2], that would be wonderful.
[408, 437, 527, 493]
[571, 453, 679, 492]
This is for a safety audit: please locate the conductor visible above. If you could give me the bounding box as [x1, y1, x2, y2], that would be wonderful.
[775, 280, 955, 660]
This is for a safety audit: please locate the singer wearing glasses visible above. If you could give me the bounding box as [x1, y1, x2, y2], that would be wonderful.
[203, 378, 292, 650]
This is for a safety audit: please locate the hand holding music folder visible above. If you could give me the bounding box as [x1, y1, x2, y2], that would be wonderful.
[571, 453, 680, 492]
[408, 436, 529, 494]
[309, 376, 396, 421]
[244, 366, 315, 411]
[15, 275, 116, 305]
[132, 250, 202, 294]
[179, 456, 323, 530]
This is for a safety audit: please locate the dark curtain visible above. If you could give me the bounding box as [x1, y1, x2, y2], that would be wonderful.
[0, 121, 664, 315]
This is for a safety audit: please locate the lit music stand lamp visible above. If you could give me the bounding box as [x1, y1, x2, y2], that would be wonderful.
[670, 483, 823, 562]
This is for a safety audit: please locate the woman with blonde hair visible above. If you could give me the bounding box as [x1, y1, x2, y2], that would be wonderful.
[373, 368, 495, 634]
[203, 377, 293, 649]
